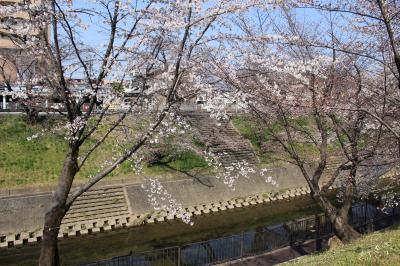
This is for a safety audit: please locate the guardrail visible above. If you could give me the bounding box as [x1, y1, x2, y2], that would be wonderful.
[80, 202, 400, 266]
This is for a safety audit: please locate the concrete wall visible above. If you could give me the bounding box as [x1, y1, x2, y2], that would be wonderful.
[126, 165, 305, 214]
[0, 165, 306, 234]
[0, 192, 51, 234]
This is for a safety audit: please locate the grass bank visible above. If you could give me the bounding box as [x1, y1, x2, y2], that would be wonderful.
[0, 115, 208, 188]
[283, 223, 400, 266]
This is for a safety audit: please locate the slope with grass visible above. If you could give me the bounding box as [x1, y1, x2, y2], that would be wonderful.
[0, 115, 209, 188]
[283, 223, 400, 266]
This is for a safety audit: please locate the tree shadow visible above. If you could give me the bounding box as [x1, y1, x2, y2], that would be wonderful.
[155, 162, 214, 188]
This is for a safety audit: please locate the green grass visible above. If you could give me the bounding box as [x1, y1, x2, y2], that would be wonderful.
[0, 115, 209, 188]
[167, 151, 208, 172]
[283, 223, 400, 266]
[143, 150, 209, 175]
[231, 115, 320, 163]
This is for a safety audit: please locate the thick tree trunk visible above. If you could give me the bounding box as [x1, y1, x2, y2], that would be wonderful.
[39, 207, 65, 266]
[333, 214, 360, 243]
[315, 192, 360, 243]
[39, 149, 78, 265]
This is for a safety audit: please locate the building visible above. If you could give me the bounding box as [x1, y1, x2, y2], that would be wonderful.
[0, 0, 46, 109]
[0, 0, 46, 84]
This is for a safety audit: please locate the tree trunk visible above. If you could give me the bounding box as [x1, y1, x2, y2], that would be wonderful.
[26, 107, 39, 125]
[333, 214, 360, 243]
[39, 207, 65, 266]
[39, 149, 78, 265]
[315, 192, 360, 243]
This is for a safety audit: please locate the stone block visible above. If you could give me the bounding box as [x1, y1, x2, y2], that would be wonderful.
[196, 205, 205, 211]
[68, 231, 76, 237]
[219, 205, 227, 211]
[20, 232, 29, 240]
[203, 208, 210, 214]
[85, 223, 94, 230]
[73, 224, 81, 231]
[28, 238, 37, 244]
[156, 217, 165, 222]
[6, 235, 15, 242]
[92, 227, 100, 233]
[242, 202, 250, 207]
[193, 210, 202, 215]
[14, 239, 23, 246]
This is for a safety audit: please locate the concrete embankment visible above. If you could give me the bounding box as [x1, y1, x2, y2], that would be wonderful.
[1, 166, 397, 249]
[0, 164, 307, 247]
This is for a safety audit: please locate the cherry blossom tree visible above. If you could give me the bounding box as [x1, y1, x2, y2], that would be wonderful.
[202, 1, 399, 242]
[293, 0, 400, 146]
[2, 0, 268, 264]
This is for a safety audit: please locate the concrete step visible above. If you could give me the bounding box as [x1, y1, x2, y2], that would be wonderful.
[182, 111, 258, 166]
[69, 196, 126, 208]
[62, 210, 129, 225]
[67, 202, 127, 215]
[62, 186, 129, 225]
[64, 205, 128, 220]
[75, 187, 123, 196]
[73, 192, 125, 202]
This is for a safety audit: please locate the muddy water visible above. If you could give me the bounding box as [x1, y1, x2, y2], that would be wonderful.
[0, 196, 320, 266]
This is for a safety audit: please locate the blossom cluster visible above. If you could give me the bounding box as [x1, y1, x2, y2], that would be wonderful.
[141, 178, 193, 225]
[64, 116, 87, 142]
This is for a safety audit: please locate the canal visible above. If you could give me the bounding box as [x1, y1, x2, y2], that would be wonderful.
[0, 196, 320, 265]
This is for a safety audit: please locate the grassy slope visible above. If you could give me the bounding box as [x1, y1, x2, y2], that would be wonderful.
[2, 113, 337, 188]
[231, 115, 320, 164]
[283, 224, 400, 266]
[0, 115, 208, 188]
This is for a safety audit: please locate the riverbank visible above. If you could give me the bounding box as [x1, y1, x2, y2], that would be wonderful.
[2, 166, 398, 250]
[0, 195, 322, 266]
[0, 164, 309, 245]
[281, 222, 400, 266]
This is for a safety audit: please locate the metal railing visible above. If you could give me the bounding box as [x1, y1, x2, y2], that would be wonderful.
[81, 203, 400, 266]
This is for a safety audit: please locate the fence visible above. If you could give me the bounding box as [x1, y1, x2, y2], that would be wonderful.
[81, 203, 400, 266]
